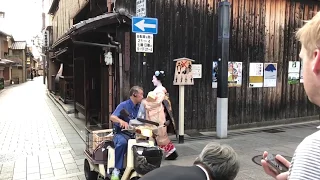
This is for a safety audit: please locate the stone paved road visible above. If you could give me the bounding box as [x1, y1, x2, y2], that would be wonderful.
[0, 77, 86, 180]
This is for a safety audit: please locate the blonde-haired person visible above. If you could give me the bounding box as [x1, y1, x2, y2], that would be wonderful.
[261, 12, 320, 180]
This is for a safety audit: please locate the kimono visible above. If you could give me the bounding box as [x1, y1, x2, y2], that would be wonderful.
[144, 86, 177, 158]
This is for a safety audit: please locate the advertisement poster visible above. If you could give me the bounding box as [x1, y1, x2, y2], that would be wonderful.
[212, 61, 218, 88]
[288, 61, 300, 84]
[249, 63, 264, 88]
[300, 62, 304, 83]
[264, 63, 277, 87]
[228, 62, 242, 87]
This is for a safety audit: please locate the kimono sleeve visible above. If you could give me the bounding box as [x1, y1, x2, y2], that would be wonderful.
[146, 91, 165, 109]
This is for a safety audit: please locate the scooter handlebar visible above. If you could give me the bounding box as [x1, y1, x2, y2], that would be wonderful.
[136, 118, 160, 127]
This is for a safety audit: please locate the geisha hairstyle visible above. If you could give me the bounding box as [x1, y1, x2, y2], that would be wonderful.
[154, 70, 165, 83]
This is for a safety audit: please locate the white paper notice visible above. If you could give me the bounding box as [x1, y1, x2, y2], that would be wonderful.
[249, 63, 264, 88]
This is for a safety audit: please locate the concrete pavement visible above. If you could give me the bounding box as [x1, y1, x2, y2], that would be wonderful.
[1, 77, 319, 180]
[164, 124, 319, 180]
[0, 77, 86, 180]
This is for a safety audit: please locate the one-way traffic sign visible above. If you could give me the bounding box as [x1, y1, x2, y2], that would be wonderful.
[132, 17, 158, 34]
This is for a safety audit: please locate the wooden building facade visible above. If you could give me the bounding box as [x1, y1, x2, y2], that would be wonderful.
[48, 0, 320, 131]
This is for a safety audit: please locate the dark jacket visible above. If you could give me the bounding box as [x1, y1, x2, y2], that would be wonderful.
[139, 165, 208, 180]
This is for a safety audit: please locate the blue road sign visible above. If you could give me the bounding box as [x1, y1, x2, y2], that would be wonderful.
[132, 17, 158, 34]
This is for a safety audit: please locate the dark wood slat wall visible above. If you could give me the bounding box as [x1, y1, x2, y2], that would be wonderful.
[115, 0, 319, 131]
[229, 0, 320, 126]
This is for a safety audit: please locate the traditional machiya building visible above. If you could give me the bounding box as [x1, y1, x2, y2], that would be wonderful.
[47, 0, 320, 132]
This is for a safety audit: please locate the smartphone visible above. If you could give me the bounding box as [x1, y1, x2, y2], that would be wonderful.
[265, 154, 289, 175]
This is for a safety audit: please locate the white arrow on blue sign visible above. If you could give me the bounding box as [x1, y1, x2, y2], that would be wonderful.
[132, 17, 158, 34]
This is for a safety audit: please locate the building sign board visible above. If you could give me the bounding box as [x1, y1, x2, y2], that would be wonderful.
[136, 0, 146, 17]
[136, 33, 153, 53]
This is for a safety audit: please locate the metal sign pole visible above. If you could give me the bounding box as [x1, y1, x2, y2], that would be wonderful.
[173, 58, 194, 144]
[216, 1, 230, 139]
[178, 85, 185, 143]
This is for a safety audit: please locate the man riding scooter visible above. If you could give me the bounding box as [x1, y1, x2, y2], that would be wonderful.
[109, 86, 144, 180]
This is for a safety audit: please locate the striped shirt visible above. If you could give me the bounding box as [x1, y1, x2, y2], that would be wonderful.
[288, 130, 320, 180]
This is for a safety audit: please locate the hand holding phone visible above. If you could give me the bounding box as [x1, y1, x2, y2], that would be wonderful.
[261, 151, 291, 180]
[265, 154, 289, 175]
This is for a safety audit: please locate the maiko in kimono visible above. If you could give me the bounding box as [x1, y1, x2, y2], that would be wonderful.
[142, 71, 178, 160]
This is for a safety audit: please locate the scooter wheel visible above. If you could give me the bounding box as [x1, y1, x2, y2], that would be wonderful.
[84, 159, 98, 180]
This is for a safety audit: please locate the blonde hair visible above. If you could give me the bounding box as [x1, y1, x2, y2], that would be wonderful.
[296, 12, 320, 57]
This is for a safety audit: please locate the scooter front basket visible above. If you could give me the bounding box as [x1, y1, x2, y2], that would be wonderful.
[132, 145, 163, 175]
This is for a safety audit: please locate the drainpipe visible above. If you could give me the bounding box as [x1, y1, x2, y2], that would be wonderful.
[108, 34, 123, 102]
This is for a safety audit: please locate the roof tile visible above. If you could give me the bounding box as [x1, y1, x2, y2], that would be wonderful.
[10, 41, 27, 50]
[5, 56, 22, 64]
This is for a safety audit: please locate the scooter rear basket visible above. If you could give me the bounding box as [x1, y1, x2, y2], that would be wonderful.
[132, 145, 163, 175]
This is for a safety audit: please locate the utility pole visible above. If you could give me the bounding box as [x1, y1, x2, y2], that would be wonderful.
[42, 0, 46, 85]
[216, 1, 230, 139]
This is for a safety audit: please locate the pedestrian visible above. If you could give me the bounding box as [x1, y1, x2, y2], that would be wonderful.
[143, 70, 178, 160]
[261, 12, 320, 179]
[30, 69, 34, 80]
[139, 142, 240, 180]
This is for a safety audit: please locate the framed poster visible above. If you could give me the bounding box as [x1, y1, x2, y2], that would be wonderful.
[288, 61, 300, 84]
[212, 61, 218, 88]
[249, 63, 264, 88]
[192, 64, 202, 79]
[264, 63, 277, 87]
[228, 62, 242, 87]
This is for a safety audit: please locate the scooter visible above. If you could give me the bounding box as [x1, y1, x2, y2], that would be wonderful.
[84, 108, 164, 180]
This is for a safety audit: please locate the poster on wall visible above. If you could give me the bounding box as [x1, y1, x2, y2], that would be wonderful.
[192, 64, 202, 79]
[249, 63, 264, 88]
[264, 63, 277, 87]
[228, 62, 242, 87]
[212, 61, 218, 88]
[300, 62, 304, 83]
[288, 61, 300, 84]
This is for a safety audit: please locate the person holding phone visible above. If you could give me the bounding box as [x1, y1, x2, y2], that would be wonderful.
[261, 152, 291, 179]
[261, 12, 320, 179]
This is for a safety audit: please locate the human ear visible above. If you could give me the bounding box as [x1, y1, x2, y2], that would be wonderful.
[313, 49, 320, 75]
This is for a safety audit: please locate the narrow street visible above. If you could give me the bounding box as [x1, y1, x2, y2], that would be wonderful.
[0, 77, 319, 180]
[0, 77, 86, 180]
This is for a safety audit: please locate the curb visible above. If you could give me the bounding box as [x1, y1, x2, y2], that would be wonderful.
[46, 90, 86, 142]
[172, 120, 320, 143]
[48, 93, 74, 114]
